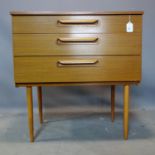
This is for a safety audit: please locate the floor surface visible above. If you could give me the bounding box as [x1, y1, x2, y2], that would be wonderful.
[0, 110, 155, 155]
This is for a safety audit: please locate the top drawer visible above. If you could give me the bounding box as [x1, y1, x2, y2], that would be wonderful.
[12, 15, 142, 34]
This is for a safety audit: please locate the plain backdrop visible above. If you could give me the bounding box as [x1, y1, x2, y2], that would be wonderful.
[0, 0, 155, 113]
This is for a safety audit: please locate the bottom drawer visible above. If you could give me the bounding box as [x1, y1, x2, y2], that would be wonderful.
[14, 56, 141, 83]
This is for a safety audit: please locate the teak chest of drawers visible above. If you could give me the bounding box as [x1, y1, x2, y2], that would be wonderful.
[11, 11, 143, 142]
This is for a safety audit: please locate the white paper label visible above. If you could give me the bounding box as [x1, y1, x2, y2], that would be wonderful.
[126, 21, 134, 32]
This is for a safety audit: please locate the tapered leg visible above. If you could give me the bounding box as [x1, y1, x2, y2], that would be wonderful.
[123, 85, 129, 140]
[111, 85, 115, 122]
[37, 86, 43, 124]
[26, 86, 34, 142]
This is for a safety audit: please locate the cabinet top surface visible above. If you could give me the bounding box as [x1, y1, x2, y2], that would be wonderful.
[10, 11, 144, 16]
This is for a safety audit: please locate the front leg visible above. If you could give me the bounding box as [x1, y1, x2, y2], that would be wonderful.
[123, 85, 129, 140]
[26, 86, 34, 142]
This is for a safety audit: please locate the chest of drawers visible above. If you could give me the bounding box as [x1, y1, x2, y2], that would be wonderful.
[11, 11, 143, 142]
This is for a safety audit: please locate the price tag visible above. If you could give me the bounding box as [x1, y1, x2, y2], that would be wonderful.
[126, 16, 134, 33]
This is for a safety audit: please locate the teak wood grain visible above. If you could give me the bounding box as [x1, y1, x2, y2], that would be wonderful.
[14, 56, 141, 83]
[10, 11, 144, 15]
[13, 33, 141, 56]
[12, 15, 142, 34]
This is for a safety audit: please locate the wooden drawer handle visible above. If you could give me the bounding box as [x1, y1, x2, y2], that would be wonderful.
[58, 59, 99, 65]
[58, 19, 98, 25]
[57, 37, 98, 43]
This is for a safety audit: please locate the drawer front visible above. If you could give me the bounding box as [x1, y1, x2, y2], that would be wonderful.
[14, 56, 141, 83]
[12, 15, 142, 34]
[13, 33, 141, 56]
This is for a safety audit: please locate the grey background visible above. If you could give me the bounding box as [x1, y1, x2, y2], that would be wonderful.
[0, 0, 154, 113]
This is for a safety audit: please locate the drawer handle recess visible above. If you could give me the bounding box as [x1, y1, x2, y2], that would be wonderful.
[57, 37, 98, 43]
[58, 19, 98, 25]
[58, 59, 98, 65]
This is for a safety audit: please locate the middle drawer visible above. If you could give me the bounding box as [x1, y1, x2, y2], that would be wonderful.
[13, 33, 141, 56]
